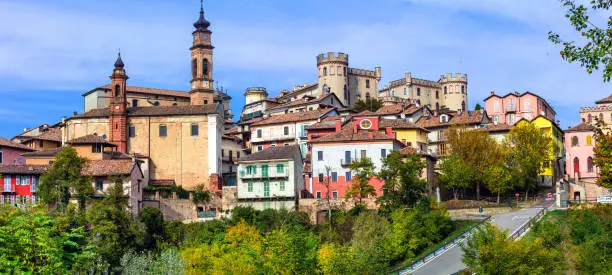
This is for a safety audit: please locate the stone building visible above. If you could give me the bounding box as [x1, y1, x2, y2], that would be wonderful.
[580, 94, 612, 125]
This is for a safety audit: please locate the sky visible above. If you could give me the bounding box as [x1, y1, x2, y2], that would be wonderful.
[0, 0, 610, 138]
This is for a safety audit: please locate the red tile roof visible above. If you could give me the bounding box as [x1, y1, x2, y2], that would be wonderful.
[353, 110, 378, 117]
[68, 135, 117, 146]
[251, 108, 336, 126]
[0, 137, 37, 151]
[70, 104, 221, 119]
[565, 122, 595, 132]
[478, 123, 511, 132]
[239, 144, 301, 162]
[0, 164, 50, 174]
[307, 116, 346, 130]
[97, 85, 189, 98]
[416, 111, 486, 128]
[310, 122, 397, 143]
[81, 159, 134, 176]
[21, 147, 64, 157]
[595, 94, 612, 104]
[268, 93, 340, 111]
[376, 104, 405, 115]
[379, 118, 428, 131]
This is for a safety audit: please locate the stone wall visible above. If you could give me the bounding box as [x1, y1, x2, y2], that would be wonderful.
[143, 198, 195, 221]
[298, 198, 378, 224]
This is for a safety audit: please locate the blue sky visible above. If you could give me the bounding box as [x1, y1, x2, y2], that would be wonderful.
[0, 0, 610, 138]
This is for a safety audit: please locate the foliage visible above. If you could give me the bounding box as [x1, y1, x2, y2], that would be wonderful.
[504, 122, 552, 198]
[378, 151, 428, 214]
[351, 98, 383, 112]
[120, 248, 185, 275]
[139, 207, 165, 250]
[483, 164, 513, 204]
[474, 103, 482, 110]
[439, 154, 476, 200]
[593, 120, 612, 188]
[461, 223, 566, 275]
[350, 211, 393, 272]
[39, 146, 92, 212]
[548, 0, 612, 81]
[346, 157, 377, 204]
[317, 242, 358, 275]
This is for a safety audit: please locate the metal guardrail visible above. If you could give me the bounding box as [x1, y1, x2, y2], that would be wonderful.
[390, 215, 491, 275]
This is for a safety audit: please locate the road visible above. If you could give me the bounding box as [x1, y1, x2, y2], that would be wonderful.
[410, 207, 546, 275]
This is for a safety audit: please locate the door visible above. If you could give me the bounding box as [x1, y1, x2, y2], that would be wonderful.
[573, 157, 580, 175]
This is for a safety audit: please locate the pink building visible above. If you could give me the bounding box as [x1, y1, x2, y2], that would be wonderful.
[484, 91, 556, 125]
[0, 137, 36, 165]
[564, 122, 598, 181]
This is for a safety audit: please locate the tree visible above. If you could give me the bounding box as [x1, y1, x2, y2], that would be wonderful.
[139, 207, 165, 250]
[504, 123, 552, 200]
[447, 126, 505, 199]
[592, 120, 612, 188]
[346, 157, 377, 205]
[548, 0, 612, 81]
[39, 146, 92, 212]
[474, 103, 482, 111]
[322, 165, 333, 229]
[351, 98, 383, 112]
[483, 164, 513, 204]
[377, 151, 428, 213]
[439, 154, 476, 200]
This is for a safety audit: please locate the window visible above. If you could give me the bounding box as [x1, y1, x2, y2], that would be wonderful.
[261, 165, 269, 177]
[461, 86, 465, 94]
[39, 140, 44, 148]
[316, 192, 322, 199]
[360, 119, 372, 129]
[318, 173, 324, 182]
[277, 164, 284, 173]
[31, 176, 37, 192]
[345, 151, 351, 164]
[129, 125, 135, 138]
[344, 85, 349, 102]
[493, 115, 499, 124]
[279, 181, 285, 191]
[571, 136, 579, 147]
[263, 181, 270, 197]
[114, 84, 120, 97]
[366, 92, 370, 100]
[436, 90, 439, 99]
[404, 87, 407, 95]
[318, 151, 323, 161]
[573, 157, 580, 173]
[95, 178, 104, 191]
[332, 191, 338, 199]
[323, 67, 327, 76]
[0, 152, 3, 164]
[3, 176, 10, 191]
[192, 59, 197, 78]
[436, 102, 440, 111]
[343, 67, 347, 76]
[417, 88, 421, 96]
[366, 79, 370, 88]
[462, 101, 466, 112]
[600, 113, 604, 121]
[587, 157, 594, 172]
[191, 124, 199, 136]
[444, 86, 447, 94]
[132, 99, 138, 107]
[246, 165, 252, 175]
[159, 125, 167, 137]
[524, 100, 531, 111]
[257, 129, 262, 138]
[332, 172, 338, 182]
[237, 152, 241, 159]
[381, 148, 387, 158]
[229, 151, 233, 161]
[92, 144, 103, 153]
[588, 114, 592, 123]
[345, 172, 352, 181]
[257, 145, 263, 151]
[508, 114, 515, 125]
[586, 135, 592, 146]
[221, 150, 225, 157]
[204, 100, 208, 104]
[392, 90, 395, 97]
[283, 126, 289, 135]
[248, 182, 253, 192]
[203, 59, 209, 76]
[361, 150, 366, 159]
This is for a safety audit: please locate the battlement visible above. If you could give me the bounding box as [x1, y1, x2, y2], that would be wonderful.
[439, 73, 468, 83]
[244, 87, 267, 97]
[348, 67, 377, 77]
[317, 52, 349, 65]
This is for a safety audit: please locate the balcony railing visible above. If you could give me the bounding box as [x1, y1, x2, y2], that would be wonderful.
[197, 210, 216, 219]
[240, 169, 289, 179]
[251, 133, 296, 142]
[340, 158, 354, 167]
[3, 184, 13, 192]
[506, 105, 517, 112]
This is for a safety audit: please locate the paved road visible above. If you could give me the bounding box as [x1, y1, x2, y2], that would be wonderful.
[410, 207, 546, 275]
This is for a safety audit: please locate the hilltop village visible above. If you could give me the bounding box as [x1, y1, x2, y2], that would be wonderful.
[1, 3, 610, 222]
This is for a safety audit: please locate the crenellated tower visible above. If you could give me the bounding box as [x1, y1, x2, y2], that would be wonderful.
[317, 52, 350, 105]
[439, 73, 468, 112]
[109, 53, 128, 153]
[189, 1, 215, 105]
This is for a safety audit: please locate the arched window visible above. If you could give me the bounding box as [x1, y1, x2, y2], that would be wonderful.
[322, 84, 328, 94]
[436, 90, 439, 99]
[191, 59, 197, 78]
[416, 99, 421, 105]
[114, 84, 120, 97]
[337, 66, 341, 76]
[343, 85, 349, 103]
[587, 157, 594, 172]
[365, 92, 370, 100]
[392, 90, 395, 97]
[343, 67, 347, 76]
[573, 157, 580, 173]
[461, 86, 465, 94]
[203, 59, 209, 76]
[571, 136, 579, 147]
[323, 67, 327, 76]
[588, 114, 592, 123]
[461, 101, 466, 111]
[436, 102, 440, 111]
[599, 113, 604, 121]
[444, 87, 447, 94]
[586, 135, 592, 146]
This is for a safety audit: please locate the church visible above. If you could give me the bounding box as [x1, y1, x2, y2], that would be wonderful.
[61, 3, 225, 191]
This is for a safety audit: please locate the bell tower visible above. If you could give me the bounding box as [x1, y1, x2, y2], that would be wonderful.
[109, 52, 128, 153]
[189, 0, 215, 105]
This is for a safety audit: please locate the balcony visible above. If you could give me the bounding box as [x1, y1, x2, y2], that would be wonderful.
[240, 169, 289, 180]
[251, 133, 296, 143]
[340, 158, 353, 167]
[197, 210, 216, 219]
[505, 105, 517, 113]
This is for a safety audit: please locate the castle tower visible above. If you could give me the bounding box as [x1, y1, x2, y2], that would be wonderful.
[244, 87, 268, 104]
[317, 52, 350, 106]
[109, 53, 129, 153]
[189, 1, 215, 105]
[439, 73, 468, 112]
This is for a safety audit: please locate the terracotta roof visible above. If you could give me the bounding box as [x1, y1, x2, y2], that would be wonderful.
[32, 128, 62, 142]
[403, 105, 425, 115]
[304, 162, 311, 173]
[0, 164, 50, 175]
[276, 83, 318, 100]
[310, 122, 397, 143]
[354, 110, 378, 117]
[399, 146, 418, 155]
[0, 137, 37, 151]
[239, 144, 301, 162]
[225, 128, 239, 134]
[96, 85, 189, 98]
[307, 116, 345, 130]
[81, 159, 133, 176]
[594, 94, 612, 104]
[478, 123, 511, 132]
[68, 135, 117, 146]
[21, 147, 64, 157]
[565, 122, 595, 132]
[70, 104, 220, 119]
[251, 108, 336, 126]
[416, 111, 486, 128]
[268, 93, 341, 111]
[376, 104, 405, 115]
[379, 118, 428, 131]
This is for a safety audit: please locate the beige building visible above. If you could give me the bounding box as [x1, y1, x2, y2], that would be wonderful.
[580, 94, 612, 125]
[379, 72, 468, 113]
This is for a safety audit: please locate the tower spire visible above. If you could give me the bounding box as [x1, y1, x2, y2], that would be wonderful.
[194, 0, 210, 30]
[114, 50, 124, 69]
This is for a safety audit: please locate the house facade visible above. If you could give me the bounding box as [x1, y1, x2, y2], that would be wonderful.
[0, 165, 47, 207]
[484, 91, 556, 125]
[0, 137, 36, 165]
[565, 122, 597, 181]
[580, 94, 612, 125]
[236, 145, 303, 210]
[416, 110, 491, 156]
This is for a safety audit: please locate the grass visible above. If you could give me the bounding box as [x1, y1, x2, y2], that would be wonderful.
[392, 219, 479, 269]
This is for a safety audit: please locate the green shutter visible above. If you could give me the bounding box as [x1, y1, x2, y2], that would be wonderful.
[264, 181, 270, 197]
[277, 164, 284, 173]
[280, 182, 285, 191]
[262, 165, 269, 177]
[248, 182, 253, 192]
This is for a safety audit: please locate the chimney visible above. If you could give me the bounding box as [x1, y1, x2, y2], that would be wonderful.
[353, 123, 358, 133]
[490, 91, 495, 95]
[368, 132, 374, 139]
[335, 120, 342, 132]
[73, 111, 78, 116]
[385, 127, 395, 138]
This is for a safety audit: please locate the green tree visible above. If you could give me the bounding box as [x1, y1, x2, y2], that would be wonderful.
[483, 164, 513, 204]
[549, 0, 612, 81]
[351, 98, 383, 112]
[139, 207, 165, 250]
[120, 248, 185, 275]
[378, 151, 428, 213]
[439, 154, 476, 200]
[474, 103, 482, 110]
[346, 157, 377, 205]
[350, 211, 393, 272]
[593, 120, 612, 188]
[504, 123, 552, 200]
[39, 146, 92, 212]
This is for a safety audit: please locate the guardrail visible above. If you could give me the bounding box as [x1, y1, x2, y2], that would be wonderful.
[390, 215, 491, 274]
[509, 207, 547, 239]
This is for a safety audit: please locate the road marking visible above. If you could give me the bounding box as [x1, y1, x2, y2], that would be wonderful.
[511, 215, 531, 220]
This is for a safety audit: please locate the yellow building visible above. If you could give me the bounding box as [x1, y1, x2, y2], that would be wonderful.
[515, 115, 565, 187]
[378, 118, 429, 152]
